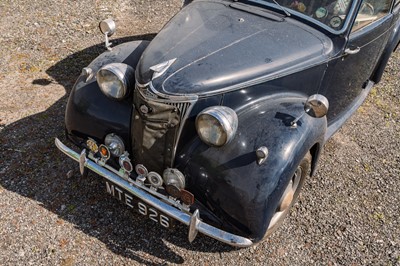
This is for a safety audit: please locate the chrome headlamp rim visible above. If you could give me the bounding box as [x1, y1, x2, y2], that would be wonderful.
[96, 63, 134, 100]
[195, 106, 238, 147]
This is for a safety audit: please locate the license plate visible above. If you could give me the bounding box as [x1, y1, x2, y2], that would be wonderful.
[105, 181, 172, 228]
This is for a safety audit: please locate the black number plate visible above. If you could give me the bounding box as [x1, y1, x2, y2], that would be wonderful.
[105, 181, 172, 228]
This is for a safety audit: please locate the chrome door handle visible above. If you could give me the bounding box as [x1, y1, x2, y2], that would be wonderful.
[345, 47, 361, 55]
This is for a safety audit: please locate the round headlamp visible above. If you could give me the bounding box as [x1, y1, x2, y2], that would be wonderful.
[96, 63, 134, 100]
[195, 106, 238, 147]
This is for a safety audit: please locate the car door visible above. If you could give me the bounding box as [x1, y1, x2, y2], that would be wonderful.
[321, 0, 395, 124]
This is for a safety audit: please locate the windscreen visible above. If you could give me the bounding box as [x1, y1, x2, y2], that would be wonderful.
[246, 0, 355, 31]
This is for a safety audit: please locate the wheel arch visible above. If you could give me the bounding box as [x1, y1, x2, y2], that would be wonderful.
[309, 142, 323, 177]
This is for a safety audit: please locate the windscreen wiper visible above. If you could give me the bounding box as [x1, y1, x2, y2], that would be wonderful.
[230, 1, 285, 22]
[235, 0, 291, 17]
[270, 0, 291, 16]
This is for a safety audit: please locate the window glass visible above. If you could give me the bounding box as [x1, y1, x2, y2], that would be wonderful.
[352, 0, 393, 32]
[247, 0, 355, 31]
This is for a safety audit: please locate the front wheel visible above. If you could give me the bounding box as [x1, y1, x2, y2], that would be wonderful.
[264, 152, 311, 238]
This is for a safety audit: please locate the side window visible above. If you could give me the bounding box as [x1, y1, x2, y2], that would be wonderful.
[352, 0, 393, 32]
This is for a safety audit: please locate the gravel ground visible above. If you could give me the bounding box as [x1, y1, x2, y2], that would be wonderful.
[0, 1, 399, 265]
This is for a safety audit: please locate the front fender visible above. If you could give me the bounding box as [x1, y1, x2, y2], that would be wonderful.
[65, 41, 149, 146]
[179, 94, 326, 241]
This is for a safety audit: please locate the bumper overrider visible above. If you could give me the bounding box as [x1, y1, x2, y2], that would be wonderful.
[55, 138, 253, 247]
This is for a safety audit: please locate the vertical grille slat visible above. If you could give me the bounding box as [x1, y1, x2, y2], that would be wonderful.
[166, 101, 191, 121]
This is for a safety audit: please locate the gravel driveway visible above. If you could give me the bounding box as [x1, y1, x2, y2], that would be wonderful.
[0, 0, 399, 265]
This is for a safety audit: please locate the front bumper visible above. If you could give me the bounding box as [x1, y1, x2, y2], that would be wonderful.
[55, 138, 253, 247]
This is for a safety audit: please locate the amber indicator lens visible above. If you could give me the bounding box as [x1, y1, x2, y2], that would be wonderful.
[180, 189, 194, 205]
[98, 144, 110, 159]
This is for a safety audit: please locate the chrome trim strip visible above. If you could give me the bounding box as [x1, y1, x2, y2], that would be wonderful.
[138, 58, 333, 99]
[55, 138, 253, 247]
[136, 81, 198, 102]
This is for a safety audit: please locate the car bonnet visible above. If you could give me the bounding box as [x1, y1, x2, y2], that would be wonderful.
[136, 1, 333, 96]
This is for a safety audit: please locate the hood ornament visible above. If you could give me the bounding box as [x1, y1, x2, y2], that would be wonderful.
[150, 58, 177, 80]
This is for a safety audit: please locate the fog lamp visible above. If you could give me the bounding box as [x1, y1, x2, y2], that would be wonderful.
[163, 168, 185, 189]
[104, 133, 125, 157]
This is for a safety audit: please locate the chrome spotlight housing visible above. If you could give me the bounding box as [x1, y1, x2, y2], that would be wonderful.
[163, 168, 185, 189]
[104, 133, 125, 157]
[163, 168, 186, 198]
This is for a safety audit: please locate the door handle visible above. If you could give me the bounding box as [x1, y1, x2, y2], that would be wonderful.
[344, 47, 361, 55]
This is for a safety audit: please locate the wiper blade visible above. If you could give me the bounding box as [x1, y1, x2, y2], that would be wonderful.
[236, 0, 292, 17]
[271, 0, 291, 16]
[230, 2, 285, 22]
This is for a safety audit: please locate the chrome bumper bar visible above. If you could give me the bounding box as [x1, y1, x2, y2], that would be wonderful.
[55, 138, 253, 247]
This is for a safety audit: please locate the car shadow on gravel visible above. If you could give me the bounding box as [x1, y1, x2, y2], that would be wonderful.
[0, 35, 236, 265]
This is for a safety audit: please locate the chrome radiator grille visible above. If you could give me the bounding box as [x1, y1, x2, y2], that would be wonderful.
[136, 85, 197, 130]
[165, 102, 192, 122]
[132, 84, 198, 172]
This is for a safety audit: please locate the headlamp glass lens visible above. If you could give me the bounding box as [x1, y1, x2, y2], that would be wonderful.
[97, 69, 126, 99]
[196, 106, 238, 147]
[196, 114, 227, 146]
[96, 63, 134, 100]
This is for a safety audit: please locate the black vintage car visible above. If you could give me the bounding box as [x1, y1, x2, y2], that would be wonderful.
[55, 0, 400, 246]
